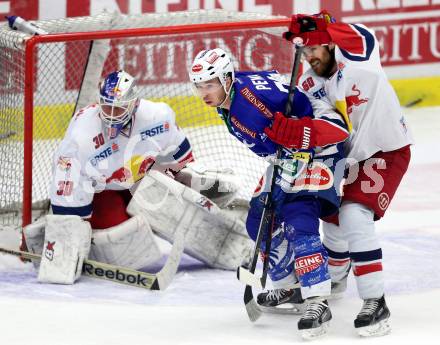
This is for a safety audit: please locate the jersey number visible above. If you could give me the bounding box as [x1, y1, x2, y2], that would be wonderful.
[57, 181, 73, 196]
[93, 133, 105, 149]
[302, 77, 315, 92]
[266, 73, 288, 93]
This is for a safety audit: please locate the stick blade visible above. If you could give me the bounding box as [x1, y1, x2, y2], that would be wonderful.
[244, 285, 262, 322]
[237, 266, 265, 289]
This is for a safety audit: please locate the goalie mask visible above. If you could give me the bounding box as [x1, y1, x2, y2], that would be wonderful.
[189, 48, 235, 99]
[99, 70, 139, 139]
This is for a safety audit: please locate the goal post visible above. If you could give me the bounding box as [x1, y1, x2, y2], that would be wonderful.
[0, 10, 294, 229]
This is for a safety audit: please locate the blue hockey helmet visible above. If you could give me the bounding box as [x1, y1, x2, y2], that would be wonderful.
[98, 70, 139, 139]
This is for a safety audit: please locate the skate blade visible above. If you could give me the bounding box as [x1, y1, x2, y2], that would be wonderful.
[300, 321, 330, 340]
[357, 319, 391, 337]
[259, 303, 305, 315]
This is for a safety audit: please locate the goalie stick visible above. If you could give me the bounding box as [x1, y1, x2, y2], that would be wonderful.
[237, 38, 305, 322]
[0, 224, 185, 291]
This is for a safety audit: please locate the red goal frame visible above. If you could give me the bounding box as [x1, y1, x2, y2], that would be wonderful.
[21, 18, 291, 227]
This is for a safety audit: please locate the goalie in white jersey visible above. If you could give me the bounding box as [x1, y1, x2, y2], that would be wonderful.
[279, 11, 414, 337]
[23, 70, 253, 285]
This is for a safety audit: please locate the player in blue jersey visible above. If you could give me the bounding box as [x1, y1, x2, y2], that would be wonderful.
[189, 48, 349, 339]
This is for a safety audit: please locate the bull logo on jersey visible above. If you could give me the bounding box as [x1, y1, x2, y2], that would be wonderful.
[346, 84, 369, 114]
[106, 167, 132, 184]
[44, 241, 55, 261]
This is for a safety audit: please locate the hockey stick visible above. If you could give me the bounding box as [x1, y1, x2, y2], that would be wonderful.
[237, 38, 305, 322]
[0, 225, 185, 290]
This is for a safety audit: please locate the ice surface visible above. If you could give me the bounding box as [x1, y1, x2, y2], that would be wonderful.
[1, 107, 440, 345]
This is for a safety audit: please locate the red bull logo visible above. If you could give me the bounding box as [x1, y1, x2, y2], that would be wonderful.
[108, 87, 122, 97]
[106, 167, 132, 184]
[44, 241, 55, 261]
[138, 157, 155, 176]
[197, 197, 213, 211]
[346, 84, 369, 114]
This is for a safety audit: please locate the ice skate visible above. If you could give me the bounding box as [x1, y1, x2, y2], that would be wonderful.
[298, 298, 332, 340]
[354, 295, 391, 337]
[257, 287, 305, 314]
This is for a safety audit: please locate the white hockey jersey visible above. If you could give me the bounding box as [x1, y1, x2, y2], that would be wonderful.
[299, 23, 414, 163]
[50, 99, 193, 217]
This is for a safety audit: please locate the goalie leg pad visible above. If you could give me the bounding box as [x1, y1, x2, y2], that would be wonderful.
[38, 215, 92, 285]
[22, 218, 46, 269]
[128, 170, 253, 270]
[89, 214, 161, 270]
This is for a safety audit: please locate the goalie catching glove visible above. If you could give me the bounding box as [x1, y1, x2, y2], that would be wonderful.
[175, 161, 240, 208]
[264, 112, 316, 150]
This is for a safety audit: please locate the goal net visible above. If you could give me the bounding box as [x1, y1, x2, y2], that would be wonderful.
[0, 10, 293, 228]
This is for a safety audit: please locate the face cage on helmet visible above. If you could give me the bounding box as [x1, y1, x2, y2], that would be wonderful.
[99, 95, 137, 123]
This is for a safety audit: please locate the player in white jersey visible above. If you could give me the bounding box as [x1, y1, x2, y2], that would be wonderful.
[281, 11, 414, 336]
[22, 70, 253, 285]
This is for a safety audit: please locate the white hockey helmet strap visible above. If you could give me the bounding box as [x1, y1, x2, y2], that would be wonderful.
[189, 48, 235, 94]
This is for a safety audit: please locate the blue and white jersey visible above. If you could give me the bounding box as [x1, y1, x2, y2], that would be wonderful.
[218, 70, 349, 217]
[218, 70, 313, 157]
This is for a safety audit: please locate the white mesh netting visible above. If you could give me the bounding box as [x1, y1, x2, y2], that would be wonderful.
[0, 10, 294, 227]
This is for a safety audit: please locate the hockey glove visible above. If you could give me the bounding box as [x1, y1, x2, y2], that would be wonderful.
[264, 112, 316, 150]
[283, 11, 335, 46]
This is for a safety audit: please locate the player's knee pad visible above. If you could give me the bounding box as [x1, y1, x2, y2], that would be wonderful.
[175, 161, 241, 208]
[127, 170, 253, 270]
[89, 214, 161, 270]
[339, 202, 380, 252]
[38, 215, 92, 284]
